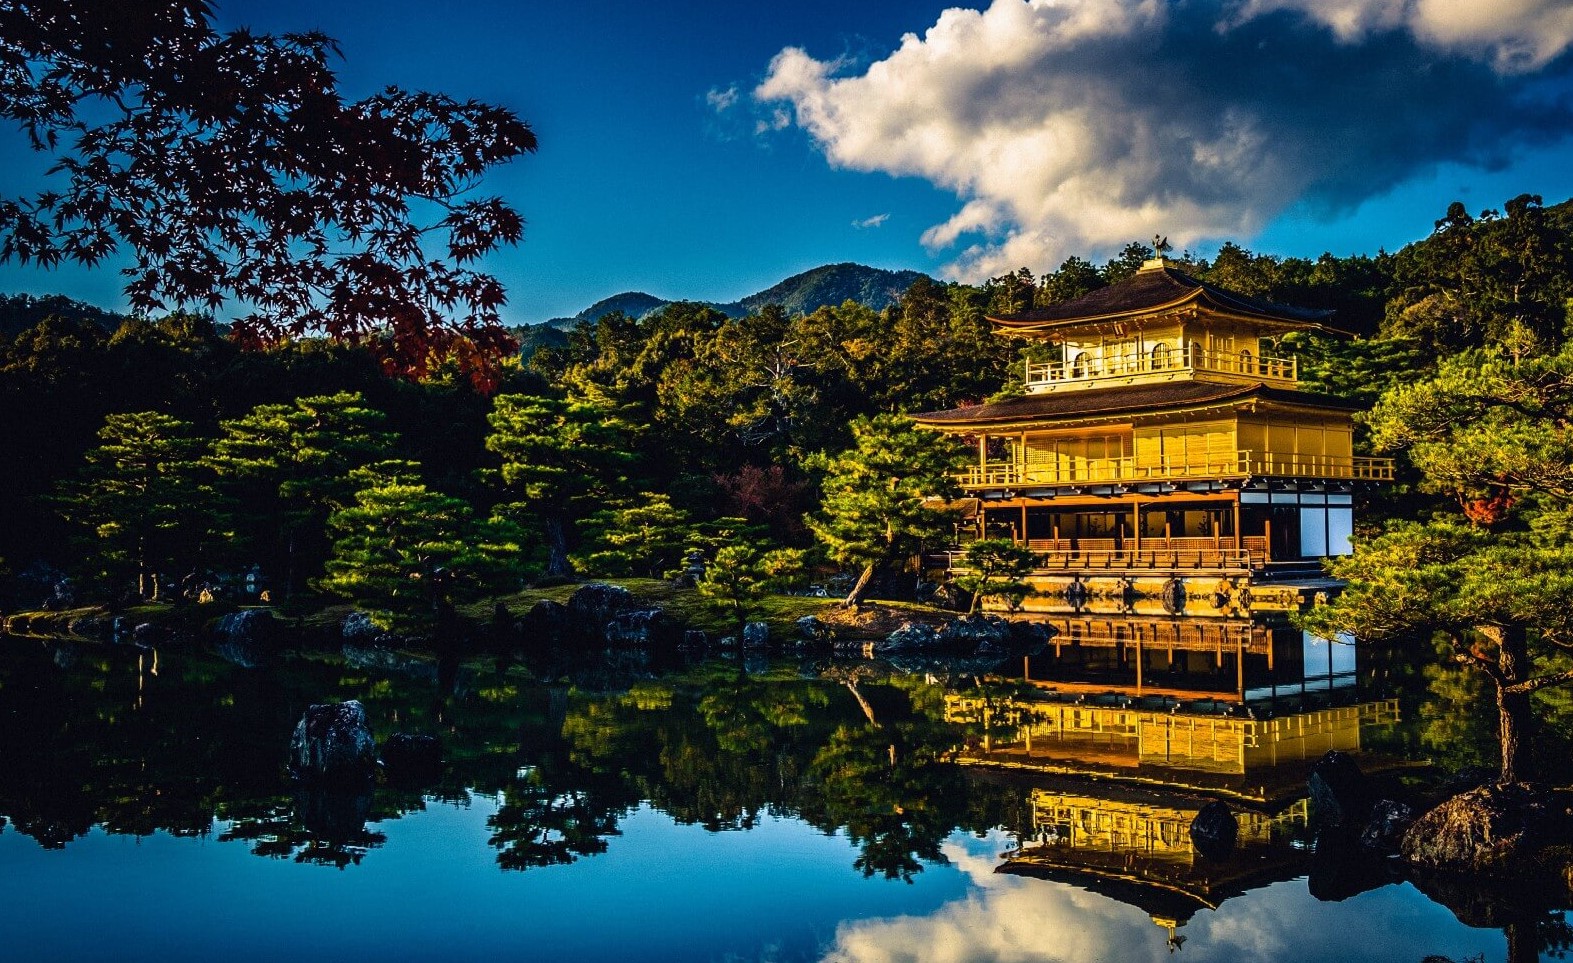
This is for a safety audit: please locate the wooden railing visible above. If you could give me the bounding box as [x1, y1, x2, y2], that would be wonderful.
[957, 450, 1394, 487]
[1024, 345, 1297, 390]
[937, 536, 1272, 572]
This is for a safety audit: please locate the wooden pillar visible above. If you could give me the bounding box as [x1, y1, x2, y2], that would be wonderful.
[1021, 503, 1029, 545]
[1233, 498, 1242, 552]
[1135, 635, 1144, 694]
[1263, 517, 1272, 561]
[1132, 499, 1142, 551]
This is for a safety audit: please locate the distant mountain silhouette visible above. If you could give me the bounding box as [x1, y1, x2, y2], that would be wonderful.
[536, 262, 928, 330]
[0, 293, 127, 339]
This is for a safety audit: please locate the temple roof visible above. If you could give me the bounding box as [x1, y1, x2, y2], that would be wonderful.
[989, 262, 1339, 334]
[911, 381, 1358, 427]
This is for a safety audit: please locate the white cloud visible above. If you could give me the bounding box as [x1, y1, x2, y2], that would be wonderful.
[1226, 0, 1573, 72]
[706, 84, 740, 113]
[755, 0, 1573, 281]
[853, 213, 891, 229]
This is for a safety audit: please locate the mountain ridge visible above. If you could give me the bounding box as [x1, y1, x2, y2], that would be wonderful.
[536, 262, 928, 330]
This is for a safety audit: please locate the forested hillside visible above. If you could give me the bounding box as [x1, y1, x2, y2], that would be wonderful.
[4, 193, 1571, 620]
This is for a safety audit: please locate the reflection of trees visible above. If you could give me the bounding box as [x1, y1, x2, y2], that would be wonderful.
[0, 642, 1016, 884]
[487, 768, 628, 870]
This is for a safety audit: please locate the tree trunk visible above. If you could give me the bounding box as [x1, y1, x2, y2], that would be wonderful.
[842, 562, 876, 608]
[1482, 623, 1534, 784]
[544, 515, 571, 579]
[1497, 684, 1533, 784]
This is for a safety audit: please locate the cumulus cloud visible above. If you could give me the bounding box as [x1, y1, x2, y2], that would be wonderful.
[853, 213, 891, 229]
[755, 0, 1573, 280]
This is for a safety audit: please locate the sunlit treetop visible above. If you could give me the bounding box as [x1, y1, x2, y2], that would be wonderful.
[0, 0, 537, 388]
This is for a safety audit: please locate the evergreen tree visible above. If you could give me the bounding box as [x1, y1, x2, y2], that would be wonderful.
[573, 493, 691, 579]
[318, 462, 525, 632]
[806, 415, 964, 607]
[56, 411, 222, 599]
[485, 394, 639, 578]
[695, 540, 806, 641]
[208, 392, 394, 596]
[1303, 344, 1573, 783]
[952, 539, 1039, 614]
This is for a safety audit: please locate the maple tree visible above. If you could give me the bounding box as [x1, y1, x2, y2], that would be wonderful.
[0, 0, 536, 386]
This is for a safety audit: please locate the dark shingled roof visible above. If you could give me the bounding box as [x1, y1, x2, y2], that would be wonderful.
[912, 381, 1358, 426]
[990, 264, 1336, 330]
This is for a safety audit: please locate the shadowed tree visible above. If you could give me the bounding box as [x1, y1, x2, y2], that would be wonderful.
[208, 391, 394, 596]
[55, 410, 223, 598]
[0, 0, 536, 384]
[484, 393, 638, 578]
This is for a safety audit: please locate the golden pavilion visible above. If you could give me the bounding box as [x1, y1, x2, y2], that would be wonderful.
[914, 256, 1392, 601]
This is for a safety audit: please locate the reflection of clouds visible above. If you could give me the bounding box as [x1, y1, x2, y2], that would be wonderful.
[822, 833, 1502, 963]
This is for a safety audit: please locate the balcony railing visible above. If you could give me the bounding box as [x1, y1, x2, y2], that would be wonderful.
[957, 451, 1394, 488]
[1025, 345, 1297, 390]
[936, 536, 1272, 573]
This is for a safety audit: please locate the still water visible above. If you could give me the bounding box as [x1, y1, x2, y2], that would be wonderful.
[0, 630, 1559, 962]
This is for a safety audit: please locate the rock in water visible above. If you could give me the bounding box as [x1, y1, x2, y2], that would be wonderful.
[1359, 799, 1416, 854]
[1309, 750, 1371, 832]
[382, 733, 443, 787]
[567, 583, 634, 625]
[796, 615, 831, 643]
[1401, 783, 1552, 876]
[1190, 801, 1238, 860]
[289, 700, 377, 786]
[742, 622, 770, 648]
[213, 609, 281, 668]
[875, 622, 941, 653]
[603, 609, 679, 646]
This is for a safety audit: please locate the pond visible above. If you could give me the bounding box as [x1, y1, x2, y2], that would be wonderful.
[0, 624, 1565, 962]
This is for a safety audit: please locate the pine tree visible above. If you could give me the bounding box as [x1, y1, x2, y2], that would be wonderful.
[318, 462, 525, 632]
[484, 394, 638, 577]
[56, 411, 222, 599]
[695, 540, 805, 641]
[952, 539, 1039, 614]
[573, 493, 691, 579]
[806, 415, 964, 607]
[208, 392, 394, 596]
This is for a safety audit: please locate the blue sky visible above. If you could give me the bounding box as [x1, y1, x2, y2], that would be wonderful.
[3, 0, 1573, 323]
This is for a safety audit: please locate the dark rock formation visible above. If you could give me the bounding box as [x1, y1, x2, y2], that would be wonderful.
[1359, 799, 1416, 854]
[382, 733, 443, 787]
[1189, 801, 1238, 859]
[566, 583, 635, 625]
[875, 621, 941, 653]
[520, 599, 570, 642]
[681, 629, 707, 648]
[342, 610, 386, 645]
[937, 614, 1012, 650]
[213, 609, 281, 668]
[796, 615, 832, 643]
[742, 621, 770, 649]
[1401, 783, 1557, 877]
[1309, 750, 1371, 832]
[289, 700, 377, 786]
[604, 609, 680, 647]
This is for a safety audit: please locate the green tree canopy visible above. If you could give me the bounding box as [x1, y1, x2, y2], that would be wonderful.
[318, 462, 525, 632]
[484, 393, 639, 577]
[208, 391, 394, 595]
[55, 411, 222, 598]
[807, 415, 964, 607]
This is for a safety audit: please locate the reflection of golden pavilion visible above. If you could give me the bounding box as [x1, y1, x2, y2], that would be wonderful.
[945, 603, 1399, 800]
[915, 257, 1391, 602]
[999, 778, 1313, 947]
